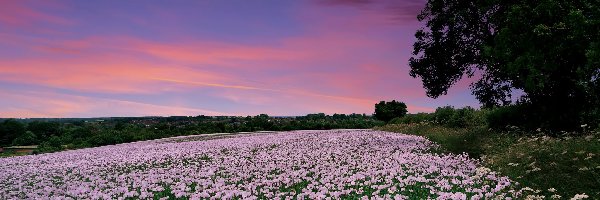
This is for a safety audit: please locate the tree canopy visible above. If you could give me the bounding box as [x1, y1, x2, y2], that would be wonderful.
[410, 0, 600, 130]
[0, 119, 26, 146]
[374, 100, 408, 122]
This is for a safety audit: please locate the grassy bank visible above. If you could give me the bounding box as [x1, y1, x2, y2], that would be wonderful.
[376, 123, 600, 199]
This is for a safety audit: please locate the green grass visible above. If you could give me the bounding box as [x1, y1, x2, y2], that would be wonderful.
[0, 150, 30, 157]
[375, 123, 490, 157]
[376, 123, 600, 199]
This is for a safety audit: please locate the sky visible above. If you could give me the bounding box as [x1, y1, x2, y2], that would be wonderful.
[0, 0, 480, 118]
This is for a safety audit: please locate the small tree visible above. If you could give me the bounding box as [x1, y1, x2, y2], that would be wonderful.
[374, 100, 408, 122]
[433, 106, 455, 125]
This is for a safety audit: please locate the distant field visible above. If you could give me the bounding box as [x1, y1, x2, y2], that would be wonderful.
[0, 130, 523, 199]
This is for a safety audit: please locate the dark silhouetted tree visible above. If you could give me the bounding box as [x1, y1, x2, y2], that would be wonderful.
[374, 100, 408, 122]
[410, 0, 600, 130]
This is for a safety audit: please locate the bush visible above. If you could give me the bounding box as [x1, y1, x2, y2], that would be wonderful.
[446, 107, 476, 128]
[581, 108, 600, 132]
[67, 127, 93, 139]
[376, 123, 488, 157]
[38, 136, 64, 153]
[389, 113, 433, 124]
[11, 131, 37, 146]
[485, 104, 537, 131]
[432, 106, 482, 128]
[486, 102, 594, 132]
[433, 106, 455, 125]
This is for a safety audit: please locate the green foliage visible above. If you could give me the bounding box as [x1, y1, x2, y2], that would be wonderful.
[65, 126, 93, 139]
[246, 114, 274, 131]
[581, 107, 600, 131]
[484, 103, 594, 133]
[411, 0, 600, 130]
[374, 100, 408, 122]
[389, 106, 485, 129]
[389, 113, 433, 124]
[37, 136, 64, 153]
[12, 131, 37, 146]
[484, 133, 600, 198]
[27, 121, 60, 141]
[433, 106, 455, 125]
[486, 105, 528, 130]
[0, 119, 26, 146]
[446, 107, 478, 128]
[377, 123, 487, 157]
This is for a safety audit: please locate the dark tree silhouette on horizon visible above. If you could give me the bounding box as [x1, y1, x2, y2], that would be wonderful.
[374, 100, 408, 122]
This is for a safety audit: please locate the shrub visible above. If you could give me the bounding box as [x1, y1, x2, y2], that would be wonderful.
[486, 105, 526, 130]
[446, 107, 476, 128]
[581, 108, 600, 132]
[432, 106, 483, 128]
[11, 131, 37, 146]
[433, 106, 455, 124]
[471, 108, 489, 127]
[486, 102, 594, 132]
[38, 136, 64, 153]
[376, 123, 488, 157]
[389, 113, 433, 124]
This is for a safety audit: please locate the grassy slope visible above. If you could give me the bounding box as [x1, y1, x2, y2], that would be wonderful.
[376, 123, 600, 199]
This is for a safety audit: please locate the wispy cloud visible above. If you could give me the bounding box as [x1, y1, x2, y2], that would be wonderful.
[150, 77, 277, 92]
[0, 0, 73, 28]
[152, 76, 376, 106]
[0, 89, 229, 118]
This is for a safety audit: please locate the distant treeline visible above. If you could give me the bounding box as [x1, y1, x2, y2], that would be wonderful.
[0, 113, 384, 153]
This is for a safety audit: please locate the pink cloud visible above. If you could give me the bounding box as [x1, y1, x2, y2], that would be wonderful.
[0, 56, 234, 94]
[1, 32, 397, 94]
[126, 38, 310, 66]
[0, 1, 73, 28]
[153, 76, 377, 108]
[0, 90, 229, 118]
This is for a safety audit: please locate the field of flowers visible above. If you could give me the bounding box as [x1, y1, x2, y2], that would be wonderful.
[0, 130, 522, 199]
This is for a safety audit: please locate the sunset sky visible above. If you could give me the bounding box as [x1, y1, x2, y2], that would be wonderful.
[0, 0, 479, 118]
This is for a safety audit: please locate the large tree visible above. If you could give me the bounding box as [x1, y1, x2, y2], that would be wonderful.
[410, 0, 600, 130]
